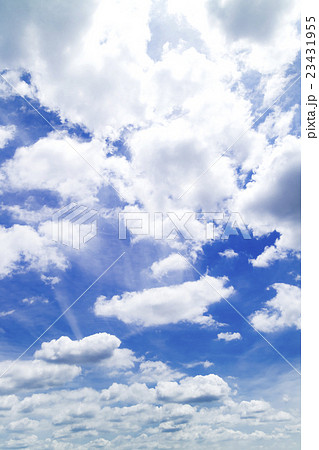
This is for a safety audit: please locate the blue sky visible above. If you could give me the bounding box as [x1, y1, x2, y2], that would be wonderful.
[0, 1, 300, 448]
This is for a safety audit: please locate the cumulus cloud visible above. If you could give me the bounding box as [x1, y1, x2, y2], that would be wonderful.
[101, 348, 139, 373]
[34, 333, 121, 364]
[0, 133, 107, 203]
[156, 374, 230, 403]
[7, 417, 39, 432]
[136, 361, 184, 383]
[0, 0, 301, 264]
[0, 125, 15, 148]
[94, 276, 234, 327]
[0, 376, 299, 448]
[101, 383, 156, 405]
[218, 249, 238, 259]
[40, 274, 60, 286]
[207, 0, 292, 43]
[217, 332, 242, 341]
[250, 283, 301, 332]
[149, 253, 190, 279]
[235, 135, 300, 266]
[0, 360, 81, 394]
[0, 1, 301, 447]
[0, 0, 152, 135]
[249, 241, 288, 268]
[0, 224, 68, 279]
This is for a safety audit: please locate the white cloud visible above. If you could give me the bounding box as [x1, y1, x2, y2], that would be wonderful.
[249, 241, 288, 268]
[5, 435, 38, 449]
[0, 0, 152, 135]
[0, 1, 301, 447]
[40, 274, 60, 286]
[207, 0, 293, 43]
[0, 310, 15, 317]
[0, 395, 18, 411]
[101, 383, 156, 405]
[136, 361, 184, 383]
[0, 224, 68, 279]
[94, 276, 234, 327]
[0, 377, 299, 449]
[217, 332, 242, 341]
[184, 360, 214, 369]
[149, 253, 189, 279]
[0, 125, 15, 148]
[2, 204, 57, 225]
[7, 417, 39, 432]
[237, 399, 270, 417]
[34, 333, 121, 364]
[156, 374, 230, 403]
[0, 0, 301, 265]
[0, 360, 81, 394]
[101, 348, 139, 373]
[250, 283, 301, 332]
[257, 106, 297, 140]
[219, 249, 238, 259]
[235, 135, 300, 266]
[22, 296, 49, 306]
[0, 133, 107, 204]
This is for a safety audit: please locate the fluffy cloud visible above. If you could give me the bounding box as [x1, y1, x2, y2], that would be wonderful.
[101, 383, 156, 405]
[168, 0, 299, 74]
[102, 349, 139, 373]
[0, 360, 81, 394]
[0, 1, 301, 448]
[207, 0, 292, 43]
[0, 0, 152, 135]
[94, 276, 234, 326]
[40, 274, 60, 286]
[0, 224, 68, 279]
[250, 283, 301, 332]
[217, 332, 242, 341]
[249, 242, 288, 268]
[0, 376, 299, 449]
[0, 133, 107, 203]
[136, 361, 184, 383]
[34, 333, 121, 364]
[0, 0, 301, 264]
[149, 253, 190, 279]
[0, 125, 15, 148]
[7, 417, 39, 432]
[235, 135, 300, 265]
[219, 249, 238, 259]
[156, 374, 230, 403]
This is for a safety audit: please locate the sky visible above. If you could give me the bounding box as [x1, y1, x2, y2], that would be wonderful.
[0, 0, 301, 448]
